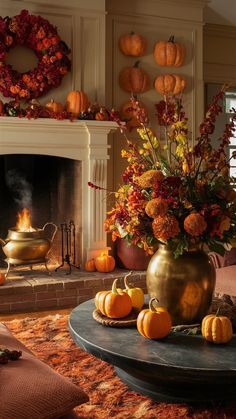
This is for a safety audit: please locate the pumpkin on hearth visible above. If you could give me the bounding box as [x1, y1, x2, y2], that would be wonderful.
[201, 309, 233, 344]
[154, 74, 186, 96]
[119, 61, 150, 93]
[137, 298, 172, 339]
[95, 278, 132, 318]
[0, 100, 3, 114]
[119, 32, 147, 56]
[0, 273, 6, 286]
[120, 98, 148, 131]
[84, 258, 96, 272]
[122, 271, 144, 311]
[154, 36, 186, 67]
[94, 252, 115, 273]
[45, 99, 64, 113]
[66, 91, 89, 117]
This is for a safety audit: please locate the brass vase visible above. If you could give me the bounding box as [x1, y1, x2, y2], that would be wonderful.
[146, 245, 216, 325]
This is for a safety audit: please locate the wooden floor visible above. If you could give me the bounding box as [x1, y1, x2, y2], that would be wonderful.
[0, 307, 72, 322]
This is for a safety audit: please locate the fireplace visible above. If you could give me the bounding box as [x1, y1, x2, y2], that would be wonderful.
[0, 117, 117, 265]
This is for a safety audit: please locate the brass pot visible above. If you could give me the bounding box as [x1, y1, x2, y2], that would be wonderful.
[0, 222, 57, 264]
[146, 245, 216, 325]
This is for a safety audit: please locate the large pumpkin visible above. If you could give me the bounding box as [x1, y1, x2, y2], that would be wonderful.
[66, 91, 89, 117]
[119, 61, 150, 93]
[154, 36, 186, 67]
[120, 98, 148, 131]
[95, 278, 132, 318]
[154, 74, 186, 96]
[137, 298, 172, 339]
[119, 32, 147, 57]
[46, 99, 64, 113]
[201, 310, 233, 344]
[95, 252, 115, 273]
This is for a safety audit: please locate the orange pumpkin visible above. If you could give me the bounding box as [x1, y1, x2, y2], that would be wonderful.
[154, 36, 186, 67]
[66, 91, 89, 117]
[45, 99, 64, 113]
[95, 252, 115, 273]
[119, 61, 150, 94]
[0, 273, 6, 286]
[95, 108, 109, 121]
[84, 258, 96, 272]
[0, 100, 3, 114]
[119, 32, 147, 57]
[95, 278, 132, 318]
[137, 298, 172, 339]
[154, 74, 186, 96]
[120, 98, 148, 131]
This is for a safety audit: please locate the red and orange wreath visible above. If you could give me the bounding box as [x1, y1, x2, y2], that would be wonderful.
[0, 10, 71, 100]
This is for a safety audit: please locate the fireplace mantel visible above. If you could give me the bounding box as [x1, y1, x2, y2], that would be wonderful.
[0, 117, 118, 262]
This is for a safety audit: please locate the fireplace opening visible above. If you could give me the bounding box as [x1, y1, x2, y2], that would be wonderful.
[0, 154, 82, 268]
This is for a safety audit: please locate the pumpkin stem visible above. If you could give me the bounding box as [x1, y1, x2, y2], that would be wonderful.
[215, 303, 224, 317]
[124, 271, 133, 289]
[149, 297, 159, 312]
[133, 60, 140, 68]
[111, 278, 119, 294]
[168, 35, 175, 43]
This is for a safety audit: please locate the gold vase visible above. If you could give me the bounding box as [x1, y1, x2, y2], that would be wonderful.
[146, 245, 216, 325]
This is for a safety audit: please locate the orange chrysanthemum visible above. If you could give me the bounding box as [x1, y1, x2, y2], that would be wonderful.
[152, 214, 180, 242]
[136, 170, 164, 188]
[184, 213, 207, 236]
[145, 198, 168, 218]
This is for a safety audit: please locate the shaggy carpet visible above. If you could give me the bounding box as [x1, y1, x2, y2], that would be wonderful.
[5, 314, 236, 419]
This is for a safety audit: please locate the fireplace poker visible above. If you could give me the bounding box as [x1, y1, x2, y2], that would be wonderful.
[55, 221, 80, 274]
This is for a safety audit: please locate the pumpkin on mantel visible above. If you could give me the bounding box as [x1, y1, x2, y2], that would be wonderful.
[154, 74, 187, 96]
[120, 98, 148, 131]
[46, 99, 64, 113]
[119, 32, 147, 57]
[154, 36, 186, 67]
[119, 61, 150, 93]
[66, 90, 89, 117]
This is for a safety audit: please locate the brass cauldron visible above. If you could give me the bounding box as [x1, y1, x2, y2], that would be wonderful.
[146, 245, 216, 325]
[0, 222, 57, 265]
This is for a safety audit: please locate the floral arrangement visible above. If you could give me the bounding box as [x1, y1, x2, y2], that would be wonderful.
[0, 10, 71, 100]
[103, 90, 236, 258]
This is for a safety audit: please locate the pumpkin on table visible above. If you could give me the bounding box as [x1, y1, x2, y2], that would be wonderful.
[66, 90, 89, 117]
[95, 278, 132, 319]
[154, 74, 186, 96]
[119, 32, 147, 57]
[119, 61, 150, 93]
[201, 308, 233, 344]
[122, 271, 144, 311]
[45, 99, 64, 114]
[137, 298, 172, 339]
[154, 36, 186, 67]
[95, 252, 115, 273]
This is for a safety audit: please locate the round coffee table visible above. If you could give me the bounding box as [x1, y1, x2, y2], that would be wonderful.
[69, 299, 236, 404]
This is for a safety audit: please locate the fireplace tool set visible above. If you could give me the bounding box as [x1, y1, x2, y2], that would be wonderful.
[55, 221, 80, 274]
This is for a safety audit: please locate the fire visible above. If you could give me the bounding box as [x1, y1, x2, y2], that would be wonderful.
[16, 208, 35, 232]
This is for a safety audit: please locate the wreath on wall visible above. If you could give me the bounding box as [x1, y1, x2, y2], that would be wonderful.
[0, 9, 71, 100]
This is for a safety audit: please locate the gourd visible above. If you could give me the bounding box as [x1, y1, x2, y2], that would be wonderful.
[45, 99, 64, 113]
[120, 98, 147, 131]
[0, 273, 6, 286]
[154, 74, 186, 96]
[119, 61, 150, 93]
[201, 308, 233, 344]
[119, 32, 147, 57]
[95, 278, 132, 318]
[66, 90, 89, 117]
[94, 252, 116, 273]
[95, 108, 108, 121]
[137, 298, 172, 339]
[84, 258, 96, 272]
[123, 271, 144, 311]
[154, 36, 186, 67]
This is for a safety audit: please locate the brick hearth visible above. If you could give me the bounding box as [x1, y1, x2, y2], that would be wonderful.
[0, 268, 147, 314]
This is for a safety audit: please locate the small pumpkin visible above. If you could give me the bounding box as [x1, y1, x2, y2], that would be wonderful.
[0, 100, 4, 114]
[119, 61, 150, 94]
[120, 98, 148, 131]
[119, 32, 147, 57]
[66, 90, 90, 117]
[154, 74, 186, 96]
[154, 35, 186, 67]
[95, 252, 116, 273]
[95, 278, 132, 318]
[45, 99, 64, 113]
[137, 298, 172, 339]
[0, 273, 6, 286]
[95, 108, 109, 121]
[84, 258, 96, 272]
[201, 307, 233, 344]
[123, 271, 144, 311]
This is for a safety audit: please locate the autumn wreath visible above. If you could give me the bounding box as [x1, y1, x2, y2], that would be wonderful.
[0, 9, 71, 100]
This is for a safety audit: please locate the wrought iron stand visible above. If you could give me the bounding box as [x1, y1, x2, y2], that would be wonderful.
[55, 221, 80, 274]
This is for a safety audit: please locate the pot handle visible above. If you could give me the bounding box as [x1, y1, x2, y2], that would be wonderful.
[0, 238, 6, 246]
[42, 222, 58, 243]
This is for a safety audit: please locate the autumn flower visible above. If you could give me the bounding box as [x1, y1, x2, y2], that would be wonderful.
[136, 170, 164, 188]
[184, 213, 207, 237]
[145, 198, 168, 218]
[152, 215, 180, 242]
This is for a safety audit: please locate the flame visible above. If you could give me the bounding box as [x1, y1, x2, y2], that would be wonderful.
[16, 208, 35, 232]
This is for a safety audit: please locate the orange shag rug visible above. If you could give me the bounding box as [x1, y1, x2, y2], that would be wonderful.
[5, 314, 236, 419]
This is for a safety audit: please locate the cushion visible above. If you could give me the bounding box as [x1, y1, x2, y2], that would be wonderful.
[224, 248, 236, 267]
[0, 323, 89, 419]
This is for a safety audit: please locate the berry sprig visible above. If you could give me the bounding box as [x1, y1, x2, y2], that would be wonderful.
[88, 181, 106, 191]
[0, 348, 22, 364]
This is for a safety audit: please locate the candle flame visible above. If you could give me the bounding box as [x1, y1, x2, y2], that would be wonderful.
[16, 208, 35, 232]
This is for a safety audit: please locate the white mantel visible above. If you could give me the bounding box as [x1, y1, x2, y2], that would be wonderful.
[0, 117, 118, 262]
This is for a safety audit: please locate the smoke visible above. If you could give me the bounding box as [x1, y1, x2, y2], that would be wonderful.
[5, 169, 33, 209]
